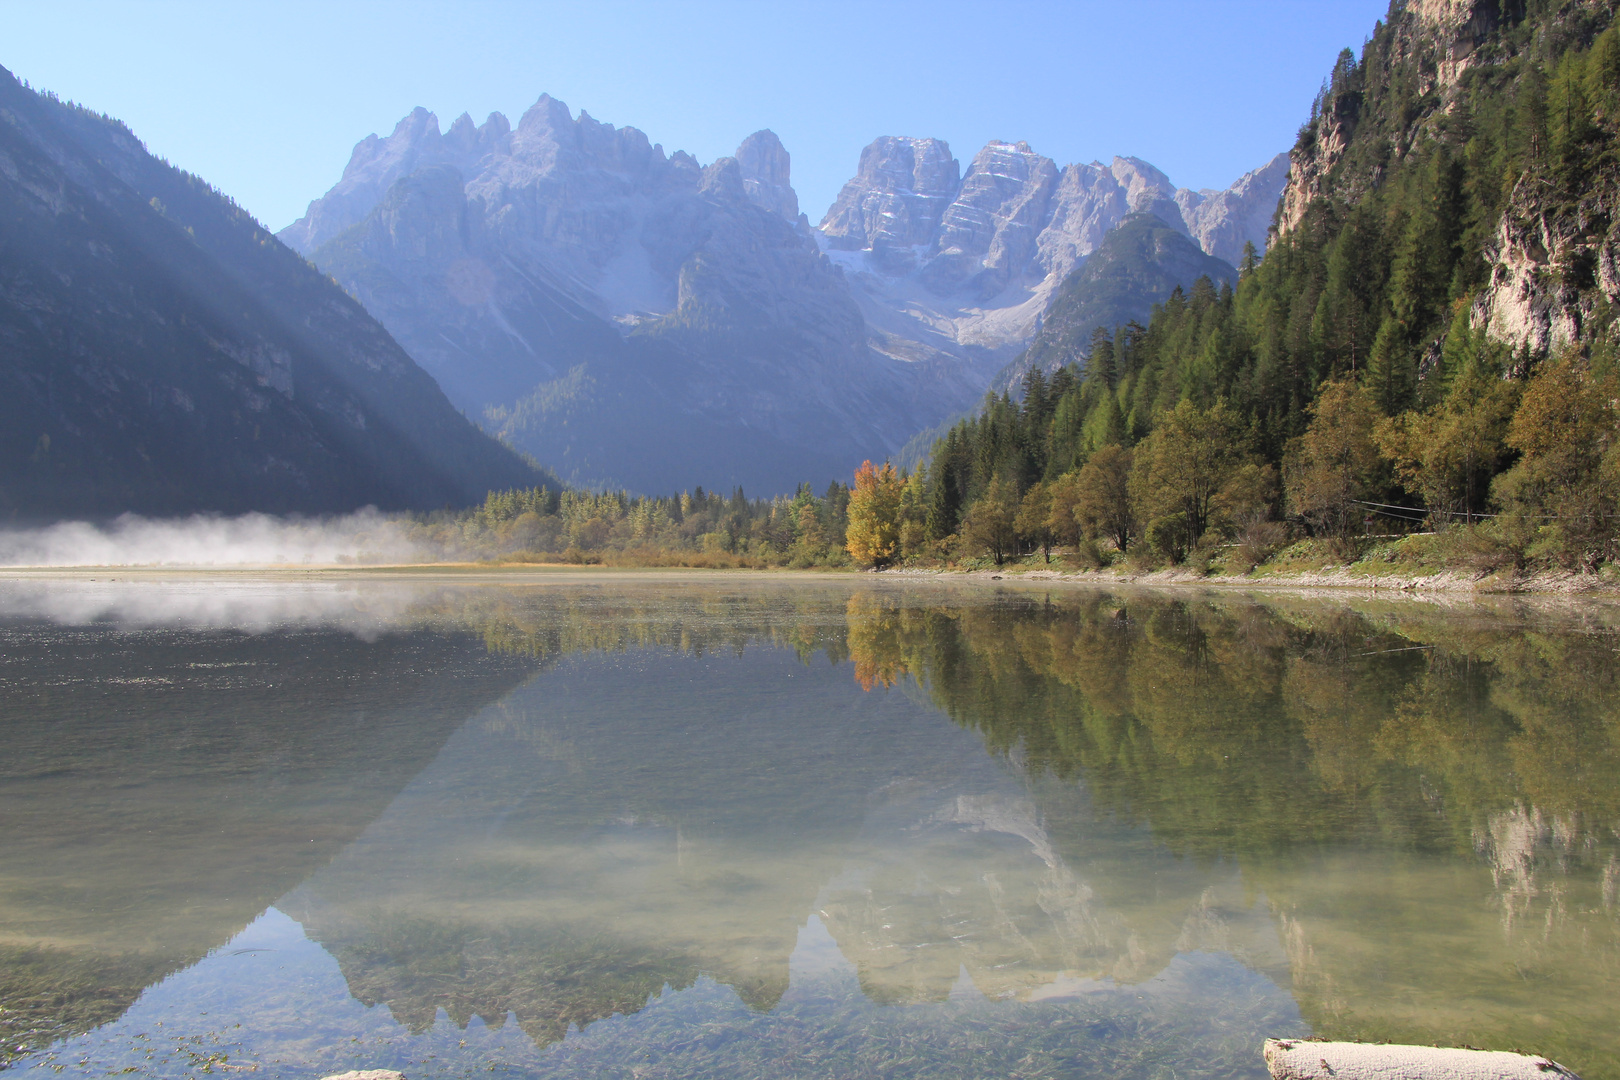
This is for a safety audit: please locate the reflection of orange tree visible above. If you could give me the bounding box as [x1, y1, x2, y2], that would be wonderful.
[843, 590, 959, 691]
[845, 592, 907, 690]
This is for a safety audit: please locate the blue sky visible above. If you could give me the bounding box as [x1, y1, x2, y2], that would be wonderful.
[5, 0, 1389, 232]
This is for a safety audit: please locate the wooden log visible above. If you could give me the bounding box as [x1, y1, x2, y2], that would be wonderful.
[1264, 1039, 1580, 1080]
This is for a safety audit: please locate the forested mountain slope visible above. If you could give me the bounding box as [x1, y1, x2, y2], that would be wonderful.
[899, 0, 1620, 573]
[991, 213, 1238, 391]
[0, 67, 546, 521]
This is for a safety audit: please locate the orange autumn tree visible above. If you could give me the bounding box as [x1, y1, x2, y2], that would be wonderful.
[845, 459, 904, 567]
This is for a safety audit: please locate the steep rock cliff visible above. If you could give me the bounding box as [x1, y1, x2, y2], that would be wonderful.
[1273, 0, 1618, 359]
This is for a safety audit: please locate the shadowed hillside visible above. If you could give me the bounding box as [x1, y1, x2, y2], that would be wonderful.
[0, 67, 549, 521]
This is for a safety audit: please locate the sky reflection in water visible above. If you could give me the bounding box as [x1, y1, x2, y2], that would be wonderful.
[1, 578, 1616, 1078]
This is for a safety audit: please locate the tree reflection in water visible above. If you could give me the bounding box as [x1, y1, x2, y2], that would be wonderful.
[2, 579, 1617, 1077]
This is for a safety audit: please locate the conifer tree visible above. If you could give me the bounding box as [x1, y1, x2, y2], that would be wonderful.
[1365, 314, 1417, 415]
[1088, 327, 1116, 388]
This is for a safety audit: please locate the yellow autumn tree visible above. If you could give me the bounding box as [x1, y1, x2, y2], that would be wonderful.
[845, 459, 904, 567]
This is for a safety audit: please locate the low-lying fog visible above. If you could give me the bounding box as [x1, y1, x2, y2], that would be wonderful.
[0, 510, 425, 568]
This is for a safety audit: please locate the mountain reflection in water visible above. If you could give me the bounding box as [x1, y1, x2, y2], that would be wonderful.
[1, 578, 1617, 1079]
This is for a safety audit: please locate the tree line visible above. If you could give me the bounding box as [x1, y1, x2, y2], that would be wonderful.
[403, 482, 857, 567]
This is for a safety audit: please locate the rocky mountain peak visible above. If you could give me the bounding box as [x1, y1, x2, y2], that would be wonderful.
[283, 95, 931, 495]
[1108, 157, 1183, 222]
[818, 136, 960, 255]
[501, 97, 663, 181]
[700, 156, 747, 201]
[734, 129, 799, 221]
[282, 94, 692, 258]
[928, 141, 1061, 299]
[815, 135, 1288, 375]
[280, 105, 510, 254]
[1176, 152, 1289, 264]
[445, 111, 478, 151]
[515, 93, 573, 136]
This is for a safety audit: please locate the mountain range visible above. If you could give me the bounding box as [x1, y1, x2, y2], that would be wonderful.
[282, 103, 1285, 494]
[0, 59, 1287, 518]
[817, 137, 1282, 373]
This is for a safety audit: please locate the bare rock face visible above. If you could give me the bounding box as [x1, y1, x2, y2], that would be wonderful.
[1107, 157, 1184, 224]
[1035, 163, 1131, 282]
[819, 136, 960, 261]
[1474, 187, 1595, 355]
[1413, 0, 1514, 87]
[926, 141, 1060, 300]
[1177, 153, 1289, 265]
[818, 137, 1285, 372]
[1036, 156, 1196, 283]
[735, 129, 800, 222]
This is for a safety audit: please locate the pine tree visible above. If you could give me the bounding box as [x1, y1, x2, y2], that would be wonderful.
[1365, 313, 1417, 415]
[925, 459, 960, 541]
[1088, 326, 1116, 388]
[1239, 242, 1260, 279]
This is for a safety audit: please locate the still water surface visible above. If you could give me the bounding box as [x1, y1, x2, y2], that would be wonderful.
[1, 576, 1617, 1078]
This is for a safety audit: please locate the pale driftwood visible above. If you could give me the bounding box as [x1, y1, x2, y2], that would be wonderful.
[1264, 1039, 1579, 1080]
[318, 1072, 405, 1080]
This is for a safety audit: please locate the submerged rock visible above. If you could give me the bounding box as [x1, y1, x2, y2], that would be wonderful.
[1264, 1039, 1579, 1080]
